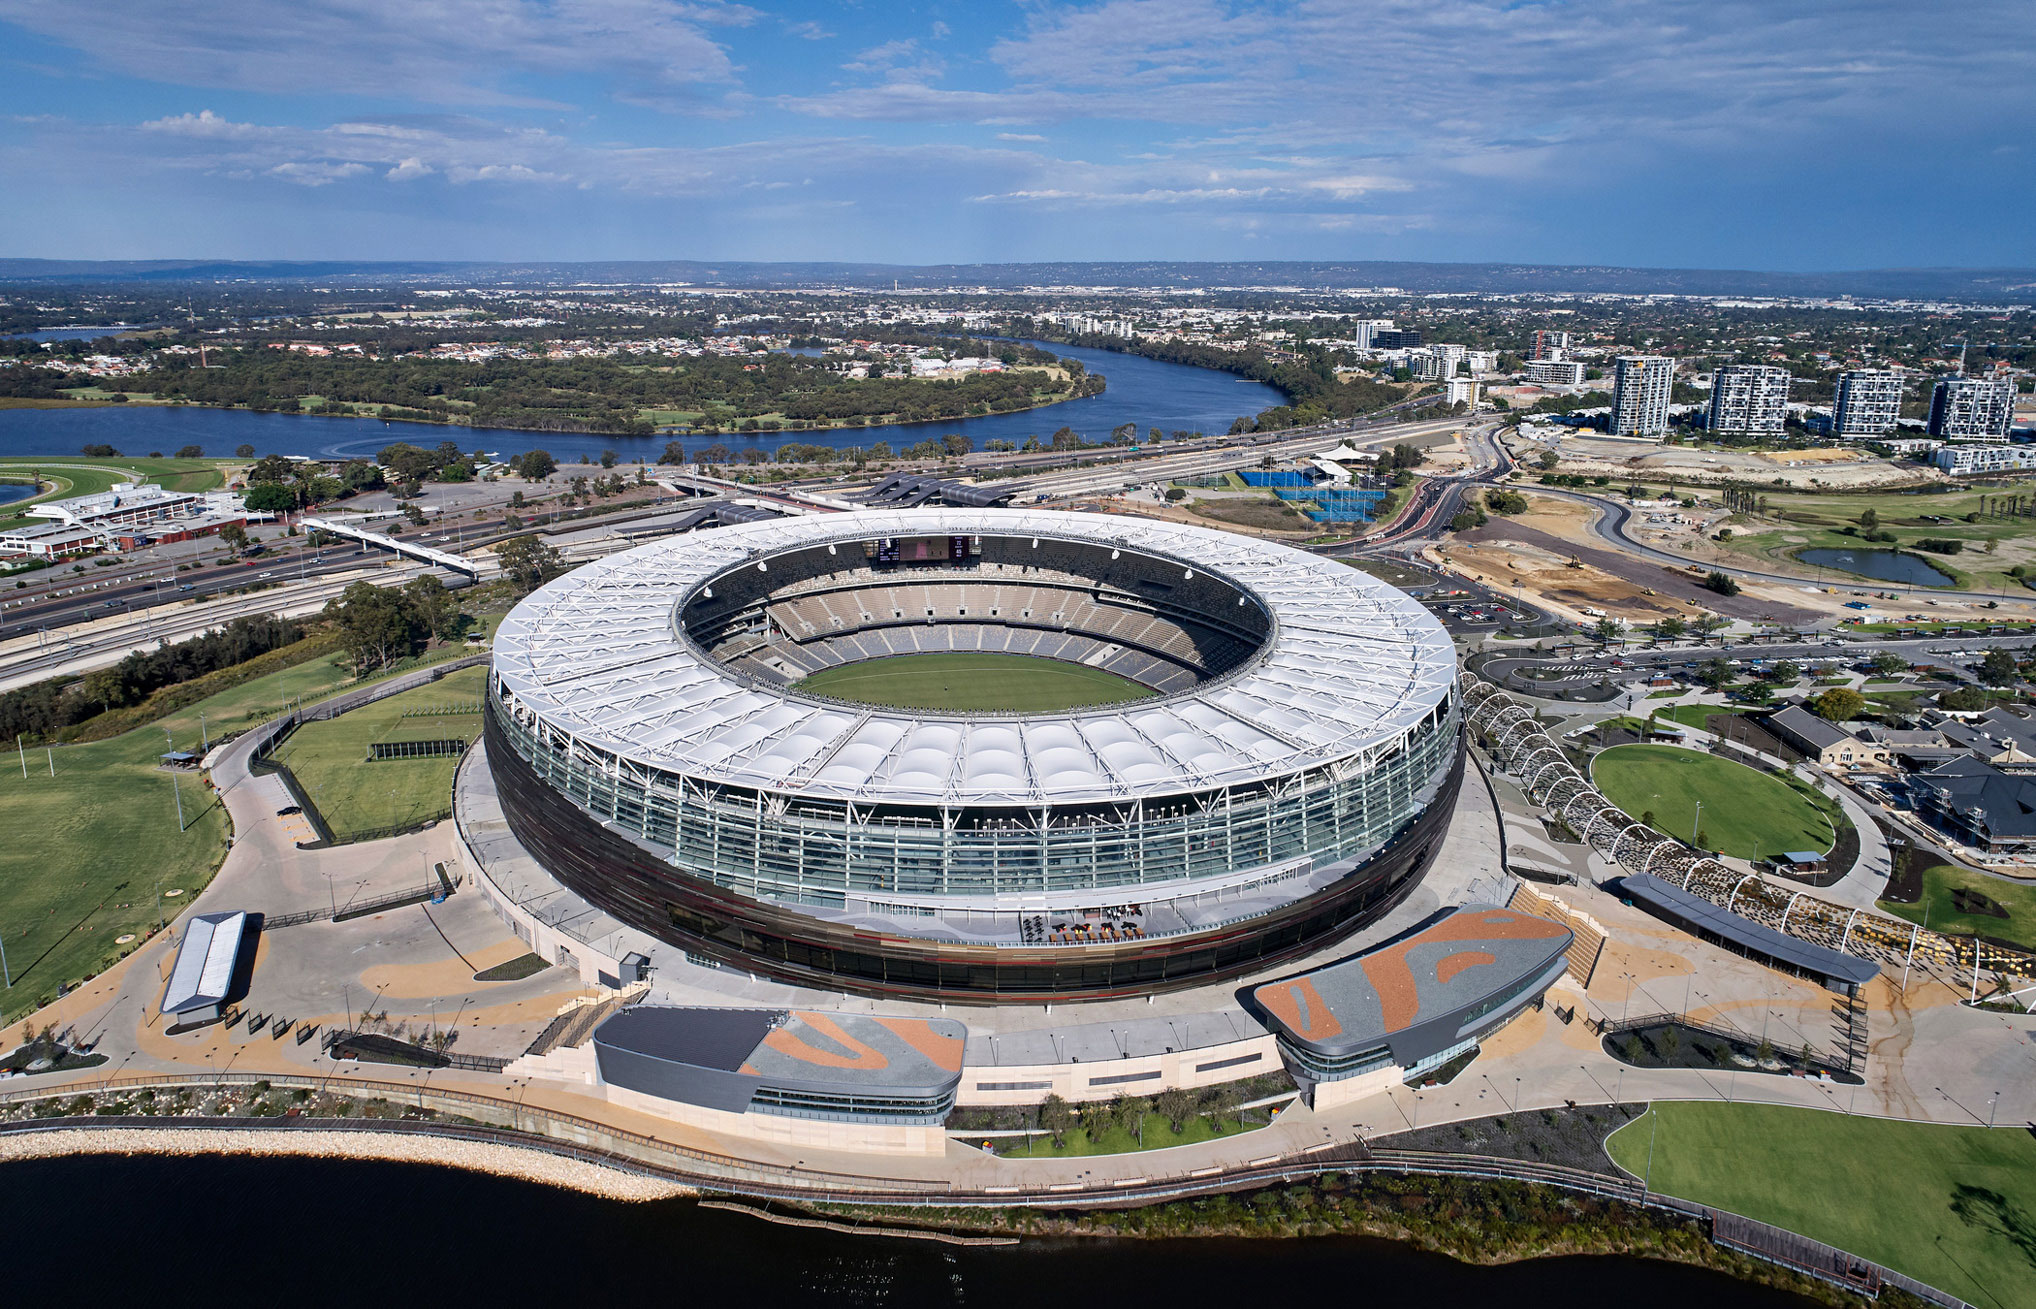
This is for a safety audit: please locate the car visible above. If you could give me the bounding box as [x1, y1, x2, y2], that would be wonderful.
[258, 571, 274, 579]
[178, 584, 194, 592]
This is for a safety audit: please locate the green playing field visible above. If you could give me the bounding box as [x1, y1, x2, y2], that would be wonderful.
[796, 652, 1159, 712]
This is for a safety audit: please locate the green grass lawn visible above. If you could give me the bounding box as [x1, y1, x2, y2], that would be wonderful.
[1879, 863, 2036, 952]
[797, 652, 1158, 713]
[1653, 703, 1757, 731]
[268, 665, 487, 842]
[1607, 1102, 2036, 1308]
[0, 648, 359, 1027]
[1591, 743, 1837, 859]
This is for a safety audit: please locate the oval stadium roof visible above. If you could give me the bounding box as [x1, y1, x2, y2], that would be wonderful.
[491, 508, 1455, 807]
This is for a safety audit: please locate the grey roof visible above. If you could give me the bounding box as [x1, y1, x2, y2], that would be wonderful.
[1766, 704, 1853, 752]
[491, 508, 1455, 806]
[1252, 904, 1572, 1061]
[1620, 874, 1880, 986]
[1938, 707, 2036, 759]
[863, 473, 1016, 508]
[160, 911, 248, 1015]
[1913, 757, 2036, 840]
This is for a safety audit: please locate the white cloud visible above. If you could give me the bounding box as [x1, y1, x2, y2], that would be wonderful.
[267, 160, 370, 186]
[0, 0, 747, 110]
[386, 156, 434, 181]
[785, 19, 832, 40]
[995, 132, 1046, 142]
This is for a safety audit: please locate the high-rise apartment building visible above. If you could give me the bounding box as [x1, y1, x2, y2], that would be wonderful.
[1530, 330, 1571, 360]
[1707, 364, 1791, 436]
[1928, 376, 2015, 439]
[1831, 370, 1904, 437]
[1373, 328, 1423, 350]
[1611, 356, 1674, 437]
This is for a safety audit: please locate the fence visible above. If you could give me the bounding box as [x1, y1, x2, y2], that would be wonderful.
[369, 738, 467, 761]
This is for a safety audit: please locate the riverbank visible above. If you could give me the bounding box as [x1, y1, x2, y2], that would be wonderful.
[826, 1175, 1893, 1309]
[0, 1124, 691, 1202]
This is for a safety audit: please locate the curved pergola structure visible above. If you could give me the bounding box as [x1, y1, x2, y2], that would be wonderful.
[1461, 674, 2034, 983]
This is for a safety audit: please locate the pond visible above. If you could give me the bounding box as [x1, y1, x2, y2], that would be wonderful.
[1795, 547, 1955, 588]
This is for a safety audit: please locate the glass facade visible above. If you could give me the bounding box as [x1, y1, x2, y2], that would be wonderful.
[489, 686, 1458, 911]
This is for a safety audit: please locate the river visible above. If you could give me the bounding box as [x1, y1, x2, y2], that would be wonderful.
[0, 342, 1284, 464]
[0, 1153, 1814, 1306]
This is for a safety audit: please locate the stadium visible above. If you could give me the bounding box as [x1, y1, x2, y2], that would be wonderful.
[482, 508, 1461, 1003]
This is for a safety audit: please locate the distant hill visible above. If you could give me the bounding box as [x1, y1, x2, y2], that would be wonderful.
[1, 257, 2032, 300]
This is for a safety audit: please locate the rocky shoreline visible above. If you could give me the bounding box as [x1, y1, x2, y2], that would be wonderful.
[0, 1126, 692, 1203]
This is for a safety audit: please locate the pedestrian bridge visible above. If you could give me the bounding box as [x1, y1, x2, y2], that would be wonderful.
[300, 516, 479, 577]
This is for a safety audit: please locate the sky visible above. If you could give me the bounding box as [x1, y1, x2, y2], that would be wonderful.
[1, 0, 2032, 271]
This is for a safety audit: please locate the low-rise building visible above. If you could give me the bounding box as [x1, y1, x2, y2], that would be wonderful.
[1931, 444, 2036, 476]
[0, 520, 102, 559]
[1763, 704, 1889, 769]
[1910, 757, 2036, 855]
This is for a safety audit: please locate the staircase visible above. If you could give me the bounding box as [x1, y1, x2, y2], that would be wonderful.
[1511, 882, 1609, 988]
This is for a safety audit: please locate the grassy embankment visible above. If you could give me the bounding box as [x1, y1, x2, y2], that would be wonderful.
[266, 664, 488, 842]
[0, 647, 357, 1026]
[1608, 1102, 2036, 1309]
[1591, 743, 1838, 859]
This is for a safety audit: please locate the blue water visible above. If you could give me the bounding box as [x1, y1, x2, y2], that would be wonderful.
[0, 481, 35, 507]
[0, 341, 1284, 463]
[1796, 547, 1955, 587]
[4, 325, 151, 342]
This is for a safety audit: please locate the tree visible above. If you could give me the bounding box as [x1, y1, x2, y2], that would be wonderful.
[495, 534, 564, 593]
[1592, 616, 1623, 645]
[1155, 1087, 1195, 1133]
[325, 581, 420, 673]
[403, 575, 456, 641]
[1979, 648, 2019, 686]
[1811, 687, 1866, 722]
[599, 449, 618, 469]
[1697, 658, 1734, 690]
[1857, 507, 1879, 533]
[1702, 571, 1740, 596]
[1084, 1095, 1118, 1143]
[1691, 615, 1730, 643]
[215, 522, 250, 553]
[1204, 1083, 1243, 1133]
[1165, 487, 1187, 502]
[234, 444, 256, 458]
[513, 450, 557, 482]
[1649, 615, 1687, 642]
[1771, 660, 1801, 685]
[1869, 651, 1909, 678]
[175, 444, 203, 459]
[1940, 685, 1990, 712]
[941, 432, 973, 457]
[658, 441, 688, 465]
[1449, 509, 1482, 532]
[1039, 1093, 1074, 1147]
[241, 482, 297, 515]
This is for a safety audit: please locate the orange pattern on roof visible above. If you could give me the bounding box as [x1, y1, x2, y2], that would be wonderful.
[1360, 910, 1569, 1035]
[872, 1016, 965, 1071]
[1255, 977, 1343, 1042]
[762, 1011, 891, 1071]
[1435, 950, 1497, 985]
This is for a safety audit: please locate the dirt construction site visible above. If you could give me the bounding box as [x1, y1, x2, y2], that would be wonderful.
[1509, 432, 1941, 491]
